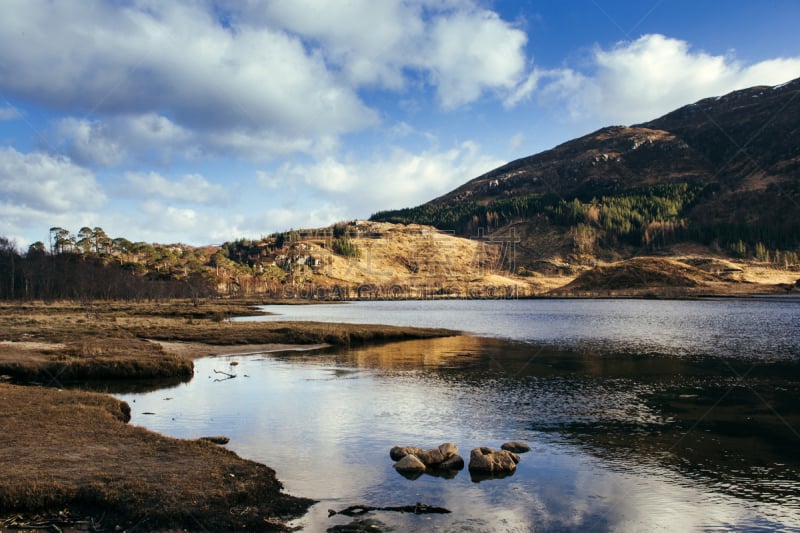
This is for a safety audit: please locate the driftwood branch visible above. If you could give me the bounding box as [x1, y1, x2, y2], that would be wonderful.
[328, 503, 451, 517]
[213, 369, 236, 382]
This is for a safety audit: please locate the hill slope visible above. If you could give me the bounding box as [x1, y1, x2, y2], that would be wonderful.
[371, 77, 800, 265]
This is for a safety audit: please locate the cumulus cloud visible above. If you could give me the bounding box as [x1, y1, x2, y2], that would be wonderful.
[261, 142, 504, 216]
[523, 34, 800, 124]
[53, 118, 127, 167]
[257, 0, 529, 109]
[52, 113, 318, 166]
[0, 0, 377, 161]
[125, 172, 230, 205]
[423, 8, 527, 108]
[0, 148, 107, 244]
[0, 147, 105, 213]
[1, 0, 530, 164]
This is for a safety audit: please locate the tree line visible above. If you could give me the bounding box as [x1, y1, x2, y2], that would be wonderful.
[0, 228, 216, 301]
[370, 182, 800, 260]
[0, 223, 369, 301]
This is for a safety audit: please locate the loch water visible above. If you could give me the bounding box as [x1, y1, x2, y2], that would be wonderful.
[115, 298, 800, 531]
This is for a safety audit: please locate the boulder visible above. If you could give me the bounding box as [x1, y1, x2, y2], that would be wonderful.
[468, 447, 519, 474]
[417, 448, 444, 466]
[392, 443, 458, 467]
[501, 441, 531, 453]
[440, 454, 465, 471]
[438, 442, 458, 458]
[390, 445, 424, 461]
[393, 454, 426, 474]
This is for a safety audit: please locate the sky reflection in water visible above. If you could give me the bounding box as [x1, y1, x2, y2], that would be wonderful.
[119, 300, 800, 531]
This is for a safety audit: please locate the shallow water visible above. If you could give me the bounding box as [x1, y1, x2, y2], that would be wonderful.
[115, 299, 800, 531]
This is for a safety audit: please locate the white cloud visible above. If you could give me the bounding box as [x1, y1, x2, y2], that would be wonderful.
[528, 34, 800, 124]
[424, 8, 527, 109]
[2, 0, 532, 166]
[0, 105, 23, 120]
[261, 142, 504, 216]
[0, 147, 105, 213]
[256, 0, 421, 90]
[125, 171, 230, 205]
[53, 118, 126, 167]
[139, 200, 199, 231]
[0, 0, 378, 160]
[229, 0, 529, 108]
[0, 148, 107, 245]
[244, 204, 349, 235]
[53, 113, 319, 165]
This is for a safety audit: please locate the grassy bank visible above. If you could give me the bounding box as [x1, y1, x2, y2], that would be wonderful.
[0, 299, 456, 382]
[0, 383, 314, 531]
[0, 299, 457, 531]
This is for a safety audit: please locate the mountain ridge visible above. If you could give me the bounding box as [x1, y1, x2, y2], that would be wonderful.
[371, 77, 800, 263]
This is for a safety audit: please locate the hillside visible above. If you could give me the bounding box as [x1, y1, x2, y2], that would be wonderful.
[371, 78, 800, 269]
[2, 220, 797, 300]
[3, 80, 800, 300]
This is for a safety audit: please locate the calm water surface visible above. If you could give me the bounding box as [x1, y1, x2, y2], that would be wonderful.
[116, 299, 800, 531]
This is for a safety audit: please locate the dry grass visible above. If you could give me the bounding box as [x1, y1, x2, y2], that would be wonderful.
[0, 299, 456, 382]
[0, 299, 459, 531]
[549, 256, 798, 297]
[0, 383, 313, 531]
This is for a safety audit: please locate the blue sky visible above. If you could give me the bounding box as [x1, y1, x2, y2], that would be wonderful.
[1, 0, 799, 247]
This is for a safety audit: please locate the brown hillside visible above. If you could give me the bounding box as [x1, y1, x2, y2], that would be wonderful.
[434, 77, 800, 210]
[435, 125, 712, 205]
[550, 257, 734, 296]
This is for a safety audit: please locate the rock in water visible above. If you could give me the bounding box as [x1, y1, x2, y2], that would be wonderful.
[417, 442, 458, 467]
[393, 454, 426, 474]
[440, 454, 465, 471]
[468, 447, 519, 473]
[390, 445, 424, 461]
[501, 441, 531, 453]
[438, 442, 458, 458]
[391, 442, 458, 467]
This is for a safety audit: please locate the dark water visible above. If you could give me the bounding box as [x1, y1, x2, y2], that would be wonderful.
[116, 299, 800, 531]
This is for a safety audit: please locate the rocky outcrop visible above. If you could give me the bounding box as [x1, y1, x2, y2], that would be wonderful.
[500, 441, 530, 453]
[468, 447, 520, 474]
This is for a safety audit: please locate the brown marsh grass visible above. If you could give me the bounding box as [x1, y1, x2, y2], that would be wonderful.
[0, 299, 456, 381]
[0, 299, 455, 530]
[0, 383, 314, 531]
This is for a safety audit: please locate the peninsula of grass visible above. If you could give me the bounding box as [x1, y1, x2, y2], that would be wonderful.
[0, 299, 457, 382]
[0, 383, 314, 531]
[0, 299, 457, 531]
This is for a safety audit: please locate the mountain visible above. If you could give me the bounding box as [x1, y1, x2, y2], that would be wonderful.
[4, 80, 799, 301]
[371, 78, 800, 265]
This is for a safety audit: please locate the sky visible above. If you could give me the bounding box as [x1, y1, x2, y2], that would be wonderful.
[2, 0, 800, 248]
